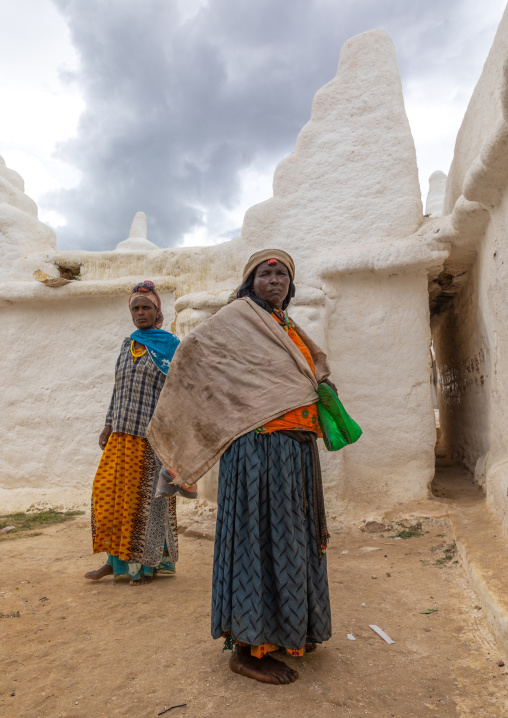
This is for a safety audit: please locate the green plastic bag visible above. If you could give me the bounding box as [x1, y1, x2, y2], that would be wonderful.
[317, 383, 362, 452]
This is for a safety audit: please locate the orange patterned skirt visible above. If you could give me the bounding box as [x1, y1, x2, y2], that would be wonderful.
[91, 432, 178, 567]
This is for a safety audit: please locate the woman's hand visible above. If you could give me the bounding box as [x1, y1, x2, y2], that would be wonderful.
[99, 425, 112, 450]
[319, 377, 338, 394]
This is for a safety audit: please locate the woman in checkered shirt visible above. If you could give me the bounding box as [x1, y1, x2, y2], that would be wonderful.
[84, 281, 182, 586]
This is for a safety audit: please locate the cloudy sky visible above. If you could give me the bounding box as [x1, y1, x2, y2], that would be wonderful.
[1, 0, 506, 251]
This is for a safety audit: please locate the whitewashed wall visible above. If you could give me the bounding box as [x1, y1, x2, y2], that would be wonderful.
[431, 5, 508, 533]
[1, 294, 176, 510]
[322, 271, 435, 518]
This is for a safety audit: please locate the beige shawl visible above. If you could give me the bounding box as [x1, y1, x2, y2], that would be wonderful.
[147, 297, 330, 486]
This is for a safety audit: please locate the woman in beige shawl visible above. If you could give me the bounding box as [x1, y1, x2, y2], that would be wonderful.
[148, 249, 335, 684]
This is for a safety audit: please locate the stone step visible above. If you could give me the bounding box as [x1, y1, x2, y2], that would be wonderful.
[449, 500, 508, 652]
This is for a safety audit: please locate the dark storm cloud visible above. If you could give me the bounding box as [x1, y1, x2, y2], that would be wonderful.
[47, 0, 470, 250]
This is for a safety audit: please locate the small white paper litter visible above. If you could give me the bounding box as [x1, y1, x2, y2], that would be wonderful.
[369, 625, 395, 644]
[346, 633, 356, 641]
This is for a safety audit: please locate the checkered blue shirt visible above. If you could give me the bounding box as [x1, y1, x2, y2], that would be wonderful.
[105, 338, 166, 438]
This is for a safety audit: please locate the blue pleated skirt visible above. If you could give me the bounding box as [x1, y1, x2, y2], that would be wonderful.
[211, 430, 332, 650]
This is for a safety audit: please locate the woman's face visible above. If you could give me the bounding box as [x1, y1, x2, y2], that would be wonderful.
[130, 296, 158, 329]
[252, 260, 291, 310]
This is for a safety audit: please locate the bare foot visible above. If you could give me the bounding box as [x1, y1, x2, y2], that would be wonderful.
[84, 564, 113, 581]
[305, 642, 318, 653]
[229, 646, 299, 685]
[129, 576, 152, 586]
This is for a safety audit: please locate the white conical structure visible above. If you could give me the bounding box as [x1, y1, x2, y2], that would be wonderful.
[115, 211, 159, 251]
[241, 29, 423, 278]
[425, 170, 447, 217]
[0, 155, 56, 281]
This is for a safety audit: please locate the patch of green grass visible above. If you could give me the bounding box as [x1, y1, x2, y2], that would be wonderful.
[434, 555, 453, 565]
[391, 523, 425, 539]
[434, 542, 457, 566]
[0, 510, 84, 541]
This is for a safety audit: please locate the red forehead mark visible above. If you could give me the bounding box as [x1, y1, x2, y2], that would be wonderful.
[267, 258, 278, 265]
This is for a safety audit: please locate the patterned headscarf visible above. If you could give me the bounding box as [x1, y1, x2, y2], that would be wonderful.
[129, 280, 164, 328]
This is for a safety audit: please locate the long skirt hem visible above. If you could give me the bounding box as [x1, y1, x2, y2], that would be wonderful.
[106, 550, 175, 581]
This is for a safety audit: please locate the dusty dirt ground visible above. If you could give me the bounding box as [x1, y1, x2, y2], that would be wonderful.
[1, 509, 508, 718]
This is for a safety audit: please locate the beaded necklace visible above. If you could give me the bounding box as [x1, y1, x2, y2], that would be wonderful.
[271, 308, 295, 332]
[130, 340, 147, 362]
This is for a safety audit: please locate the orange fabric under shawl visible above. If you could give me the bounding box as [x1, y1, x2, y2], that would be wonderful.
[258, 313, 322, 437]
